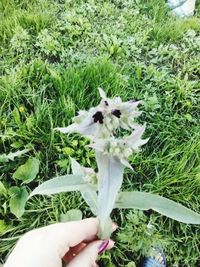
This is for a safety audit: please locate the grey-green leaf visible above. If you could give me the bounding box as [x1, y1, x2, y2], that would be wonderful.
[70, 157, 84, 176]
[29, 174, 95, 198]
[70, 157, 98, 215]
[115, 191, 200, 224]
[9, 187, 28, 218]
[96, 152, 124, 237]
[13, 158, 40, 184]
[81, 189, 98, 215]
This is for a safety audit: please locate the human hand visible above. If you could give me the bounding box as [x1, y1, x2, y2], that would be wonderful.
[4, 218, 115, 267]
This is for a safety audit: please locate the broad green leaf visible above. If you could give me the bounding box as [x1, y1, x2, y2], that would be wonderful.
[126, 262, 136, 267]
[72, 140, 78, 147]
[0, 181, 7, 196]
[0, 148, 31, 163]
[60, 209, 82, 222]
[13, 157, 40, 184]
[96, 152, 124, 238]
[1, 202, 7, 215]
[62, 147, 74, 155]
[9, 187, 28, 218]
[115, 191, 200, 224]
[29, 174, 96, 198]
[12, 107, 21, 126]
[0, 220, 10, 235]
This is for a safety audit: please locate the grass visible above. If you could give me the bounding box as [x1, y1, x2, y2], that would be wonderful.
[0, 0, 200, 266]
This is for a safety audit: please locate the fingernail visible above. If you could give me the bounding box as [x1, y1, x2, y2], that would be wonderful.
[112, 223, 118, 231]
[108, 240, 115, 249]
[98, 240, 109, 255]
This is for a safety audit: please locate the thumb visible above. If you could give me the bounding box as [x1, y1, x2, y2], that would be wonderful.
[67, 240, 114, 267]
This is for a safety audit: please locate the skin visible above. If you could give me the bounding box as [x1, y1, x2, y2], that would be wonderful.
[4, 218, 115, 267]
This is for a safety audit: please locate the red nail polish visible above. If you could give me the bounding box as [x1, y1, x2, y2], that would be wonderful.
[98, 240, 109, 255]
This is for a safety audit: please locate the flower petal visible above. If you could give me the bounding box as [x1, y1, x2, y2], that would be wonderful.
[54, 124, 78, 134]
[79, 123, 97, 135]
[120, 158, 133, 170]
[120, 100, 141, 114]
[73, 110, 88, 123]
[125, 124, 149, 149]
[98, 87, 107, 99]
[112, 96, 122, 105]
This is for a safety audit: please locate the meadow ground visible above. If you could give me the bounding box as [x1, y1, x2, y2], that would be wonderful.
[0, 0, 200, 266]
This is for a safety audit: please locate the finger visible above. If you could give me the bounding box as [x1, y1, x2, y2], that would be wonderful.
[83, 222, 118, 243]
[63, 242, 87, 262]
[67, 240, 114, 267]
[63, 238, 116, 263]
[63, 221, 118, 261]
[41, 218, 99, 257]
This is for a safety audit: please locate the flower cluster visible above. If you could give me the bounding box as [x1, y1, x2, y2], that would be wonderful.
[89, 125, 148, 169]
[56, 88, 142, 136]
[77, 165, 97, 184]
[56, 88, 148, 169]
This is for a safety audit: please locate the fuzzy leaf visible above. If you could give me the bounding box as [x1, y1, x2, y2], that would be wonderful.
[9, 187, 28, 218]
[115, 191, 200, 224]
[70, 157, 98, 215]
[13, 158, 40, 184]
[96, 152, 124, 237]
[70, 157, 84, 176]
[29, 175, 96, 198]
[81, 189, 98, 215]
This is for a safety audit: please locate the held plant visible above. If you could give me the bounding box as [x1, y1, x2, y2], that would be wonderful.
[29, 89, 200, 238]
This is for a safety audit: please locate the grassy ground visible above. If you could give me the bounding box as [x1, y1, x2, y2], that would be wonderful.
[0, 0, 200, 266]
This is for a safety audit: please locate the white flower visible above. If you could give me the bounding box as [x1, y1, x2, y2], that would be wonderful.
[55, 88, 142, 138]
[89, 124, 149, 169]
[55, 108, 102, 136]
[98, 88, 142, 131]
